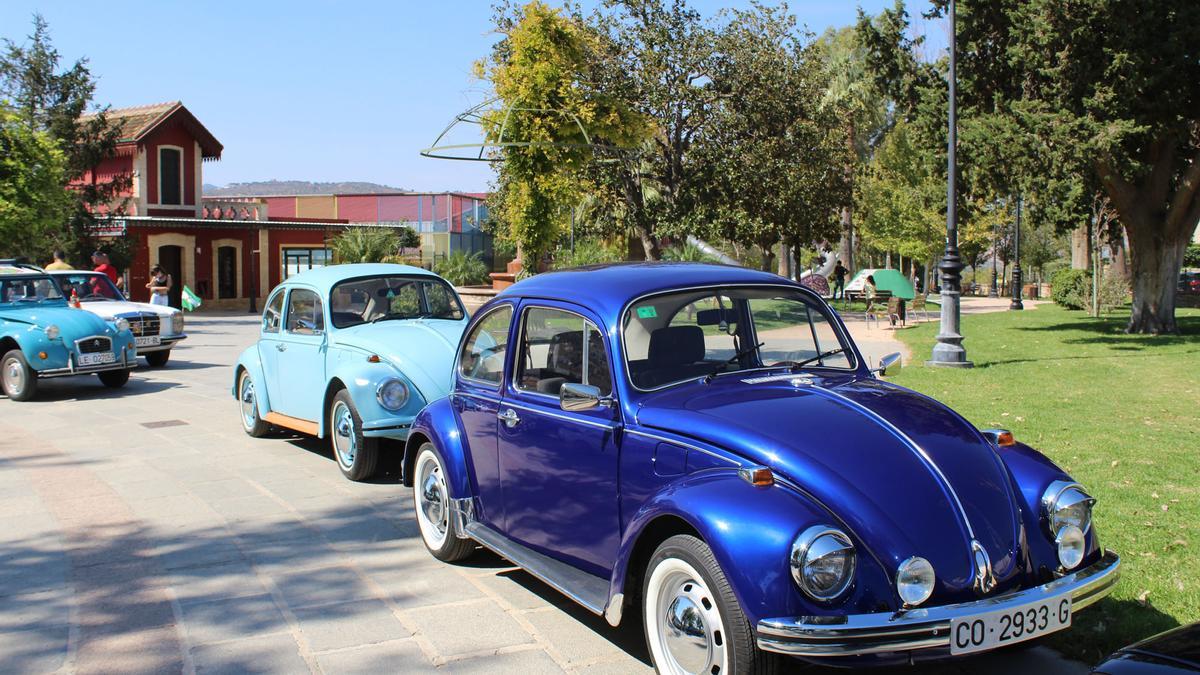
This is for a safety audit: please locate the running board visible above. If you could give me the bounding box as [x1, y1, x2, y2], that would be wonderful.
[464, 522, 612, 619]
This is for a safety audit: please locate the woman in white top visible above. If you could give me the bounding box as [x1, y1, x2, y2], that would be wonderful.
[146, 265, 171, 306]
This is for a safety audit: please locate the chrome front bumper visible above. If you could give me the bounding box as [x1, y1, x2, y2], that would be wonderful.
[756, 549, 1120, 658]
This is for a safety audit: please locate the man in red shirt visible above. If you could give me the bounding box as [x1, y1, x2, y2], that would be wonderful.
[92, 251, 122, 289]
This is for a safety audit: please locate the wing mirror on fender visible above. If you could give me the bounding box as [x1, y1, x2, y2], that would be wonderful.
[872, 352, 902, 377]
[560, 382, 614, 412]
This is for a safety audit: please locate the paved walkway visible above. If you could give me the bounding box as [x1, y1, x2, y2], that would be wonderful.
[0, 310, 1082, 674]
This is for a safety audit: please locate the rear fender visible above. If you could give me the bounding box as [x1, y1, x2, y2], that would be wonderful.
[611, 470, 894, 626]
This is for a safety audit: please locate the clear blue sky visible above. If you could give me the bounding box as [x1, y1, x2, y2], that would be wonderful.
[1, 1, 944, 193]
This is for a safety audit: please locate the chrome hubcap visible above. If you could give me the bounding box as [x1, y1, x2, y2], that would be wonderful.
[654, 568, 725, 675]
[239, 377, 256, 428]
[420, 468, 447, 537]
[4, 360, 22, 395]
[332, 402, 356, 469]
[415, 452, 450, 547]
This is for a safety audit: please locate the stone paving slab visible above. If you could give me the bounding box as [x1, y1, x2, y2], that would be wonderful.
[0, 312, 1087, 675]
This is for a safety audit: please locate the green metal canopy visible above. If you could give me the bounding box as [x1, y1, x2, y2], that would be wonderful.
[845, 268, 916, 300]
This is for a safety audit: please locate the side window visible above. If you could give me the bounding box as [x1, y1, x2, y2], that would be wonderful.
[286, 288, 324, 335]
[516, 307, 611, 397]
[263, 290, 285, 333]
[458, 306, 512, 386]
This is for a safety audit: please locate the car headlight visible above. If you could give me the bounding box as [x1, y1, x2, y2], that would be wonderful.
[791, 525, 856, 602]
[1055, 525, 1086, 570]
[171, 312, 184, 334]
[376, 378, 410, 411]
[1041, 481, 1095, 536]
[896, 556, 936, 606]
[114, 318, 130, 333]
[44, 324, 60, 340]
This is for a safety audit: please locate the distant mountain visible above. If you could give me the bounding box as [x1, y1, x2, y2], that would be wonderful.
[203, 180, 410, 196]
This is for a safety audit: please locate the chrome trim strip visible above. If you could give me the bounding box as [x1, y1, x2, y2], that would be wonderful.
[499, 400, 617, 431]
[604, 592, 624, 627]
[623, 428, 739, 467]
[756, 550, 1120, 657]
[807, 384, 978, 541]
[618, 283, 862, 394]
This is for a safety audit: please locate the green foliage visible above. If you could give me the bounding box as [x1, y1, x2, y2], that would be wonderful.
[550, 239, 624, 270]
[1061, 271, 1130, 316]
[329, 227, 399, 264]
[1185, 243, 1200, 269]
[395, 226, 420, 249]
[0, 105, 72, 258]
[660, 242, 716, 263]
[1051, 268, 1090, 309]
[855, 120, 943, 261]
[1, 15, 132, 266]
[435, 251, 490, 286]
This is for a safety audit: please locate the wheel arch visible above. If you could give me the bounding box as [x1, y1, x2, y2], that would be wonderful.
[613, 513, 702, 624]
[0, 336, 21, 355]
[402, 398, 470, 496]
[319, 377, 348, 438]
[233, 346, 272, 418]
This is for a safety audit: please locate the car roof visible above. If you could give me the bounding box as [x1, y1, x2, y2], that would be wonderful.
[497, 262, 796, 323]
[280, 263, 441, 289]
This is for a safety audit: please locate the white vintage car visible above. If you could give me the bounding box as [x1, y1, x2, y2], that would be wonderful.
[48, 271, 186, 367]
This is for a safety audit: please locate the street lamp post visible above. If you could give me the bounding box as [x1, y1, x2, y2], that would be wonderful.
[989, 218, 999, 298]
[1010, 195, 1024, 310]
[247, 228, 259, 314]
[929, 0, 973, 368]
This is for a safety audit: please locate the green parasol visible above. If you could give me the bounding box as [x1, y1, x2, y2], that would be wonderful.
[845, 268, 915, 300]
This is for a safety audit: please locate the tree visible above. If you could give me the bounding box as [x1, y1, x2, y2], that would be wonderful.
[329, 227, 399, 263]
[692, 5, 850, 271]
[0, 15, 132, 266]
[395, 226, 420, 249]
[0, 106, 72, 258]
[480, 1, 647, 269]
[936, 0, 1200, 333]
[856, 120, 943, 264]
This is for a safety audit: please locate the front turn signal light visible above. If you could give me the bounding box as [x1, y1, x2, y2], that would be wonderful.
[739, 466, 774, 487]
[984, 429, 1015, 446]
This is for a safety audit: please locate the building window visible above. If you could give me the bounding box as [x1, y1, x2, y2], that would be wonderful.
[217, 246, 237, 298]
[282, 248, 330, 280]
[159, 147, 182, 205]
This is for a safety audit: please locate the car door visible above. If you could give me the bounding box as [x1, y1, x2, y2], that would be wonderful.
[273, 285, 327, 422]
[496, 302, 621, 575]
[257, 288, 288, 406]
[452, 303, 515, 529]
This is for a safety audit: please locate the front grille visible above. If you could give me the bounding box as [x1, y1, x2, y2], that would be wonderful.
[77, 336, 112, 354]
[126, 313, 161, 337]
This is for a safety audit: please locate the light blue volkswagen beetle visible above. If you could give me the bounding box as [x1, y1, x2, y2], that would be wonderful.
[0, 262, 137, 400]
[233, 263, 470, 481]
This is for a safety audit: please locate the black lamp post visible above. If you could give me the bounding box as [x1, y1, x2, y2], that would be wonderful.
[1010, 195, 1024, 310]
[989, 217, 999, 298]
[929, 0, 973, 368]
[247, 228, 259, 314]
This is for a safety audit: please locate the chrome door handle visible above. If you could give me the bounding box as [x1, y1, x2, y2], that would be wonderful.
[497, 408, 520, 428]
[275, 343, 287, 352]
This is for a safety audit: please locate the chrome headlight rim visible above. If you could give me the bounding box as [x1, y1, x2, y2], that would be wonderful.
[113, 317, 130, 333]
[375, 377, 410, 411]
[896, 555, 936, 607]
[44, 324, 61, 340]
[790, 525, 857, 603]
[1041, 480, 1095, 537]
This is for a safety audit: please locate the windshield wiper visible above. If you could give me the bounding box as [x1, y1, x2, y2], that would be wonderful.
[704, 341, 765, 383]
[370, 312, 414, 324]
[791, 347, 847, 368]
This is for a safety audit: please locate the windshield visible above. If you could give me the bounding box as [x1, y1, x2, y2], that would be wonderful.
[52, 273, 125, 301]
[623, 286, 856, 390]
[0, 274, 67, 305]
[329, 275, 465, 328]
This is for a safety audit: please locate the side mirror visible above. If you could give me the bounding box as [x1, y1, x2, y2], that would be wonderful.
[873, 352, 902, 377]
[560, 382, 610, 412]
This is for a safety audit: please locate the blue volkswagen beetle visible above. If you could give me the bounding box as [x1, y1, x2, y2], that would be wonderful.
[403, 262, 1120, 672]
[234, 263, 469, 481]
[0, 262, 137, 400]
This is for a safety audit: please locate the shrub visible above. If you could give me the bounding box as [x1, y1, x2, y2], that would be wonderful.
[1185, 243, 1200, 268]
[661, 242, 718, 263]
[551, 239, 625, 270]
[329, 227, 399, 263]
[396, 226, 420, 249]
[1051, 268, 1090, 309]
[435, 251, 490, 286]
[1065, 272, 1129, 314]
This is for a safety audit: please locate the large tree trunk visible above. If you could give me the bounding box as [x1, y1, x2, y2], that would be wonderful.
[1070, 224, 1092, 270]
[1125, 223, 1188, 333]
[636, 224, 661, 261]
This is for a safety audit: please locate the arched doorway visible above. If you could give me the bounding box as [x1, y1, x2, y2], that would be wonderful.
[158, 245, 183, 308]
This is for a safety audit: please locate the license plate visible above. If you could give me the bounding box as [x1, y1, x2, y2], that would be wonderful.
[135, 336, 161, 347]
[949, 596, 1071, 655]
[78, 352, 116, 367]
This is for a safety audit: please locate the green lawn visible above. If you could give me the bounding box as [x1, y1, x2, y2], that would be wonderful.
[890, 305, 1200, 662]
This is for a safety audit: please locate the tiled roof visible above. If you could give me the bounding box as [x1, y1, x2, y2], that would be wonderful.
[81, 101, 222, 159]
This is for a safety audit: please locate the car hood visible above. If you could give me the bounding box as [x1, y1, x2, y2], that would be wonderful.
[636, 374, 1024, 600]
[78, 299, 176, 319]
[0, 304, 114, 335]
[331, 319, 466, 401]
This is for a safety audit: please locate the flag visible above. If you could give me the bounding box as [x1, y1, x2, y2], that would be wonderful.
[181, 285, 202, 311]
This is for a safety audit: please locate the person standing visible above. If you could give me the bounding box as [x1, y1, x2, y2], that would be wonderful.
[831, 260, 848, 300]
[145, 265, 171, 306]
[45, 250, 72, 271]
[91, 251, 123, 290]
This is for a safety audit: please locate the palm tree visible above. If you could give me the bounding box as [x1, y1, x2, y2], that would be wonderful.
[328, 227, 400, 264]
